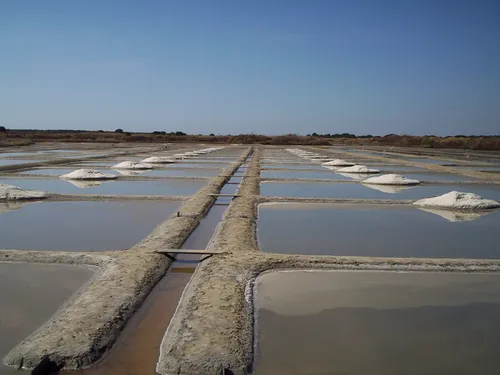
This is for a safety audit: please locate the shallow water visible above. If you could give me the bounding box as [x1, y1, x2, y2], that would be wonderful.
[452, 165, 500, 172]
[0, 178, 206, 196]
[254, 270, 500, 375]
[140, 168, 221, 178]
[258, 203, 500, 258]
[396, 157, 456, 165]
[260, 181, 500, 200]
[75, 161, 118, 167]
[395, 172, 479, 182]
[262, 164, 326, 171]
[0, 200, 182, 251]
[368, 164, 424, 172]
[261, 170, 352, 180]
[0, 151, 43, 158]
[0, 159, 42, 166]
[0, 263, 94, 370]
[152, 162, 230, 168]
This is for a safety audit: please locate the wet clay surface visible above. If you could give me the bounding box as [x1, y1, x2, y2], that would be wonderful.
[254, 270, 500, 375]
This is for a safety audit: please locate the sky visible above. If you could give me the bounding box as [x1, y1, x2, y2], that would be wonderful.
[1, 0, 499, 136]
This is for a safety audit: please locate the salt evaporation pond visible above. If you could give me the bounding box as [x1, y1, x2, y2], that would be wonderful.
[0, 178, 206, 196]
[262, 164, 326, 171]
[364, 165, 425, 172]
[260, 181, 500, 200]
[0, 263, 94, 370]
[394, 172, 479, 182]
[0, 159, 43, 167]
[0, 200, 182, 251]
[253, 270, 500, 375]
[261, 170, 353, 180]
[258, 203, 500, 258]
[140, 168, 221, 178]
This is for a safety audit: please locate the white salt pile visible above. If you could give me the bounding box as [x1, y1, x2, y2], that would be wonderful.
[322, 159, 355, 167]
[112, 161, 154, 170]
[362, 174, 420, 185]
[0, 184, 46, 200]
[413, 191, 500, 210]
[60, 169, 117, 180]
[336, 165, 380, 174]
[141, 156, 175, 164]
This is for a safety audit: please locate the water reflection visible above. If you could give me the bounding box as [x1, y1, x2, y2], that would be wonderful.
[418, 208, 490, 222]
[361, 183, 415, 194]
[254, 271, 500, 375]
[63, 179, 110, 188]
[113, 169, 145, 177]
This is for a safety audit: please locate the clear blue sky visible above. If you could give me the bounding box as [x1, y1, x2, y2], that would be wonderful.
[1, 0, 499, 136]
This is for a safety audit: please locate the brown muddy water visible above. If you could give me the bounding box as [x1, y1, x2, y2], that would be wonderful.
[0, 263, 94, 372]
[253, 270, 500, 375]
[0, 201, 182, 251]
[258, 203, 500, 259]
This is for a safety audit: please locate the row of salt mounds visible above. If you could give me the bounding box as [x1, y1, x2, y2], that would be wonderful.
[322, 159, 355, 167]
[0, 184, 46, 200]
[60, 169, 117, 180]
[362, 174, 420, 185]
[141, 156, 175, 164]
[112, 161, 154, 170]
[413, 191, 500, 210]
[336, 165, 380, 174]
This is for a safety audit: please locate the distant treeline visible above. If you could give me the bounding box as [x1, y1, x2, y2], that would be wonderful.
[1, 128, 499, 150]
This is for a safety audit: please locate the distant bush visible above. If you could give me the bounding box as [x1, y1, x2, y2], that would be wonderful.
[153, 131, 167, 135]
[209, 133, 215, 136]
[115, 128, 124, 133]
[0, 126, 6, 132]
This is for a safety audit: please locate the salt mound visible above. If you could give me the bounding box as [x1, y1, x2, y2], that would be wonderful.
[413, 191, 500, 210]
[418, 208, 488, 222]
[141, 156, 175, 164]
[336, 165, 380, 174]
[112, 161, 154, 170]
[0, 184, 46, 200]
[322, 159, 355, 167]
[362, 174, 420, 185]
[59, 169, 117, 180]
